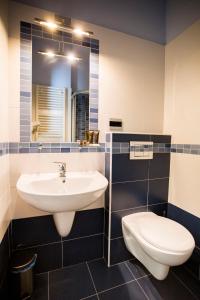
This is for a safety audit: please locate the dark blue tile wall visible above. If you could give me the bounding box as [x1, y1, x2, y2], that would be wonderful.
[105, 133, 171, 265]
[11, 208, 104, 273]
[0, 227, 10, 298]
[168, 203, 200, 280]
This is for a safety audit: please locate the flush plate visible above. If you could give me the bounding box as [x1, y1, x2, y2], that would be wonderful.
[130, 141, 153, 160]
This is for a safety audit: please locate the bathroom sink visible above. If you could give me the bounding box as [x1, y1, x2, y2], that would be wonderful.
[17, 171, 108, 236]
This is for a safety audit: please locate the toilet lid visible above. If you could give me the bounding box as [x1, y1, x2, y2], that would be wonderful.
[137, 215, 194, 252]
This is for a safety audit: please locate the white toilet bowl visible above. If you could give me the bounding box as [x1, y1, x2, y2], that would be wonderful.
[122, 212, 195, 280]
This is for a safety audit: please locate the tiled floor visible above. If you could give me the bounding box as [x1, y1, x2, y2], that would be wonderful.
[31, 258, 200, 300]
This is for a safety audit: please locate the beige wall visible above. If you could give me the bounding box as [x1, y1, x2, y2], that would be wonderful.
[0, 0, 11, 241]
[7, 1, 165, 219]
[164, 20, 200, 218]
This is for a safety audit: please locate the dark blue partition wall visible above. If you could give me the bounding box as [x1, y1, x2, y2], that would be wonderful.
[0, 227, 10, 298]
[168, 203, 200, 280]
[104, 133, 171, 265]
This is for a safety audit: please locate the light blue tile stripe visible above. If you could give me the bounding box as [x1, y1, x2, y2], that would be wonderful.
[2, 142, 200, 155]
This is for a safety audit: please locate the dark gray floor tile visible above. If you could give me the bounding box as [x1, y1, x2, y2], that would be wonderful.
[98, 281, 147, 300]
[126, 259, 150, 279]
[172, 266, 200, 300]
[49, 263, 95, 300]
[81, 296, 98, 300]
[138, 273, 197, 300]
[88, 258, 133, 292]
[31, 273, 48, 300]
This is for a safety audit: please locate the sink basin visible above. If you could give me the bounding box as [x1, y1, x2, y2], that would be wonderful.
[17, 171, 108, 236]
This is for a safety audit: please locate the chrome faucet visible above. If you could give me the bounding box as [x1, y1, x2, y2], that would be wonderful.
[53, 162, 67, 178]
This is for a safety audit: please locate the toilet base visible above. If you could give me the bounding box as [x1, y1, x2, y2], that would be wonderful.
[123, 227, 170, 280]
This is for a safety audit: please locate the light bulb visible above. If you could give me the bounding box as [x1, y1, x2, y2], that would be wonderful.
[73, 28, 90, 37]
[40, 20, 58, 30]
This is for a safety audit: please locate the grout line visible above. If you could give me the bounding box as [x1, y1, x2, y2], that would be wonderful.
[108, 134, 113, 267]
[111, 201, 168, 213]
[112, 177, 169, 185]
[86, 262, 99, 300]
[80, 293, 98, 300]
[147, 160, 150, 210]
[125, 262, 149, 300]
[63, 232, 103, 242]
[97, 279, 136, 295]
[171, 271, 199, 300]
[136, 279, 150, 300]
[13, 233, 103, 251]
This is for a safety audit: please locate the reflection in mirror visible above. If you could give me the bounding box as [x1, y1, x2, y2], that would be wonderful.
[32, 36, 90, 142]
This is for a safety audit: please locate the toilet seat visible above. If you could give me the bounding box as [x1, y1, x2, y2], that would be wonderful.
[122, 212, 194, 254]
[122, 212, 195, 280]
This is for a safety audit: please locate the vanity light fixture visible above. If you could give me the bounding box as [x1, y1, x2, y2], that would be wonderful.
[34, 17, 93, 36]
[37, 50, 81, 62]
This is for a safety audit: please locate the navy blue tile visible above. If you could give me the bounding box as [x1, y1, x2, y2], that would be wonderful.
[148, 178, 169, 205]
[0, 229, 9, 280]
[21, 21, 31, 28]
[184, 247, 200, 280]
[32, 24, 42, 31]
[112, 180, 148, 211]
[11, 215, 60, 249]
[138, 273, 197, 300]
[112, 133, 150, 143]
[150, 135, 171, 144]
[19, 147, 29, 153]
[112, 154, 149, 183]
[88, 258, 133, 293]
[99, 280, 147, 300]
[149, 153, 170, 179]
[110, 238, 133, 265]
[0, 229, 10, 298]
[49, 263, 96, 300]
[167, 203, 200, 247]
[13, 242, 62, 273]
[63, 234, 103, 266]
[126, 259, 150, 279]
[105, 186, 110, 211]
[104, 209, 109, 238]
[104, 236, 108, 263]
[173, 266, 200, 299]
[31, 273, 48, 300]
[111, 207, 147, 239]
[62, 208, 104, 241]
[148, 203, 168, 216]
[61, 148, 70, 153]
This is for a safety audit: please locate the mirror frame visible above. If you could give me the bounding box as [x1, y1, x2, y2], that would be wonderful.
[20, 21, 99, 143]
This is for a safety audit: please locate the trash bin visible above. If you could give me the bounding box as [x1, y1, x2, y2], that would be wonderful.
[10, 252, 37, 300]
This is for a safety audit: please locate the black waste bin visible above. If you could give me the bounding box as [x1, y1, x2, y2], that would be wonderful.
[10, 253, 37, 300]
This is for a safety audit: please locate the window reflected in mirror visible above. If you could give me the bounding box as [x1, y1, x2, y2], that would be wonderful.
[32, 36, 90, 142]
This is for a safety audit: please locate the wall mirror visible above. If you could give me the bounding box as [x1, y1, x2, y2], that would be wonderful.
[20, 22, 99, 143]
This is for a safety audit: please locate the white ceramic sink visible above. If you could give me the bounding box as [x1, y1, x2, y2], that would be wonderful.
[17, 171, 108, 236]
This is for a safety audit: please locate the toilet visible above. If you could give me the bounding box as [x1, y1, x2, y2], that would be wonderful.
[122, 212, 195, 280]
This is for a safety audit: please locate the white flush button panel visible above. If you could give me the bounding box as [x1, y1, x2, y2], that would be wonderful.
[130, 141, 153, 160]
